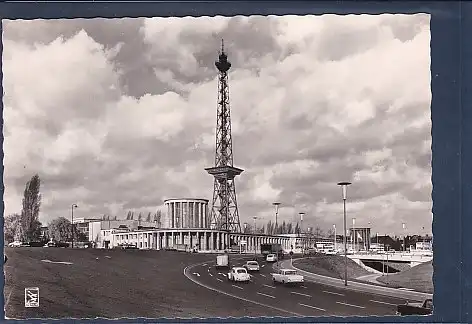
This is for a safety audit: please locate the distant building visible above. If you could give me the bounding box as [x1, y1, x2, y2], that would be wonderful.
[88, 219, 158, 247]
[164, 198, 210, 229]
[72, 217, 102, 240]
[349, 227, 371, 252]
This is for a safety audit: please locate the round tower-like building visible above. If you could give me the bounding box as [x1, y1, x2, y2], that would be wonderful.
[164, 198, 210, 229]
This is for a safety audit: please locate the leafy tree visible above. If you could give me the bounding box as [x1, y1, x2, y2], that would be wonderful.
[286, 223, 293, 234]
[48, 217, 74, 242]
[126, 211, 132, 220]
[114, 215, 117, 220]
[20, 174, 42, 242]
[146, 212, 151, 222]
[130, 212, 134, 220]
[294, 223, 300, 235]
[281, 221, 287, 234]
[4, 213, 21, 243]
[138, 212, 143, 221]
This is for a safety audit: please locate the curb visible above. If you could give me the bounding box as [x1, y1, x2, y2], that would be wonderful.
[279, 258, 432, 302]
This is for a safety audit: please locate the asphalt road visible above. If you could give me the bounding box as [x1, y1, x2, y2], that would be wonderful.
[4, 248, 285, 319]
[185, 256, 412, 317]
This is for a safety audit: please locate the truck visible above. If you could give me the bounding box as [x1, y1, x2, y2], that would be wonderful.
[261, 243, 284, 260]
[396, 298, 433, 316]
[215, 254, 230, 269]
[271, 268, 304, 285]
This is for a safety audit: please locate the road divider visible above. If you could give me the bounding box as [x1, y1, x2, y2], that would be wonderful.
[336, 301, 365, 309]
[263, 284, 276, 289]
[323, 290, 344, 296]
[370, 299, 397, 306]
[299, 303, 326, 312]
[257, 292, 276, 299]
[291, 291, 311, 298]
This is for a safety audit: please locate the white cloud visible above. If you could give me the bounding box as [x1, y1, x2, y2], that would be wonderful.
[2, 14, 432, 236]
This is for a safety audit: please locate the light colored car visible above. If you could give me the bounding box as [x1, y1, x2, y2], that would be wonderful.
[243, 260, 260, 271]
[8, 241, 22, 248]
[272, 269, 304, 284]
[227, 267, 251, 282]
[266, 253, 277, 262]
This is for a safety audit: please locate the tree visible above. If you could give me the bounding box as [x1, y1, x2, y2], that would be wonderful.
[4, 213, 21, 243]
[126, 211, 132, 220]
[242, 224, 252, 234]
[114, 215, 117, 220]
[48, 217, 74, 242]
[20, 174, 42, 242]
[286, 223, 293, 234]
[294, 223, 300, 235]
[130, 212, 134, 220]
[281, 221, 287, 234]
[146, 212, 151, 222]
[154, 210, 162, 227]
[138, 212, 143, 221]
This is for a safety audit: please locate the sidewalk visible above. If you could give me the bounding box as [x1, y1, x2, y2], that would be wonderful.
[281, 259, 432, 302]
[356, 273, 384, 284]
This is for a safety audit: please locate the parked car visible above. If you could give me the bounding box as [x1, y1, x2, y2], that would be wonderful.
[272, 268, 304, 285]
[396, 298, 433, 315]
[227, 267, 251, 282]
[266, 253, 278, 262]
[243, 260, 260, 271]
[8, 241, 22, 248]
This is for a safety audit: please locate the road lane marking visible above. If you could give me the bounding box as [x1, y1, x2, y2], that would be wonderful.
[184, 261, 303, 316]
[209, 273, 213, 277]
[263, 284, 276, 289]
[202, 264, 207, 266]
[232, 285, 243, 290]
[208, 268, 211, 272]
[291, 291, 311, 298]
[301, 285, 308, 289]
[41, 259, 73, 265]
[336, 301, 365, 309]
[323, 290, 344, 296]
[370, 299, 398, 306]
[299, 303, 326, 312]
[261, 265, 265, 267]
[260, 274, 266, 277]
[257, 292, 276, 299]
[192, 272, 200, 277]
[216, 278, 223, 282]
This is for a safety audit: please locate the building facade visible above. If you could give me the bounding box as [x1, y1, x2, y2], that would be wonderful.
[164, 198, 209, 229]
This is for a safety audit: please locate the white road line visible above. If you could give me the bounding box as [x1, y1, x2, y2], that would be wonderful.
[291, 291, 311, 298]
[323, 290, 344, 296]
[216, 278, 223, 282]
[263, 284, 276, 289]
[202, 264, 207, 266]
[192, 272, 201, 277]
[260, 274, 266, 277]
[257, 292, 276, 299]
[232, 285, 243, 290]
[301, 285, 308, 289]
[336, 301, 365, 309]
[184, 263, 303, 317]
[261, 265, 265, 267]
[370, 299, 398, 306]
[209, 273, 213, 277]
[299, 303, 326, 312]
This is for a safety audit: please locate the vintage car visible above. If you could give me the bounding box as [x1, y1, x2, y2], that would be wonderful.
[227, 267, 251, 282]
[266, 253, 278, 262]
[272, 268, 304, 285]
[243, 260, 260, 272]
[396, 298, 433, 315]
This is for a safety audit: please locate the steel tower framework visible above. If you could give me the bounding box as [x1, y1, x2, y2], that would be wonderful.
[205, 40, 243, 233]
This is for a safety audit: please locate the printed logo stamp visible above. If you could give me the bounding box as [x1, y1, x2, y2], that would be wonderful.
[25, 287, 39, 308]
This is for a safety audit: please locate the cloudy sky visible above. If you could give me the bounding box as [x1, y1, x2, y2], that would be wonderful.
[3, 14, 432, 236]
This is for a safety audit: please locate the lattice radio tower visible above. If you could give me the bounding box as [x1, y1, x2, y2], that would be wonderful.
[205, 40, 243, 233]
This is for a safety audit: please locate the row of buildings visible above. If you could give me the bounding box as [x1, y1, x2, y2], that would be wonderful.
[62, 198, 431, 254]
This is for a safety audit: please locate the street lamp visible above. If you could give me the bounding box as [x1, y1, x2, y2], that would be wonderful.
[333, 224, 337, 252]
[299, 212, 305, 253]
[402, 222, 406, 252]
[71, 204, 78, 249]
[352, 217, 356, 253]
[337, 181, 352, 286]
[253, 216, 257, 258]
[273, 202, 280, 235]
[243, 223, 248, 254]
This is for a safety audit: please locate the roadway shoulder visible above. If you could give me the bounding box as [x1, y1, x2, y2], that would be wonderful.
[278, 259, 432, 302]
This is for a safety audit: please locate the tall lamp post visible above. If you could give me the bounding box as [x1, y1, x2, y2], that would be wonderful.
[71, 204, 78, 249]
[333, 224, 337, 252]
[299, 212, 305, 253]
[352, 217, 356, 253]
[337, 181, 352, 286]
[253, 216, 257, 258]
[243, 223, 248, 254]
[402, 222, 406, 252]
[273, 202, 280, 235]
